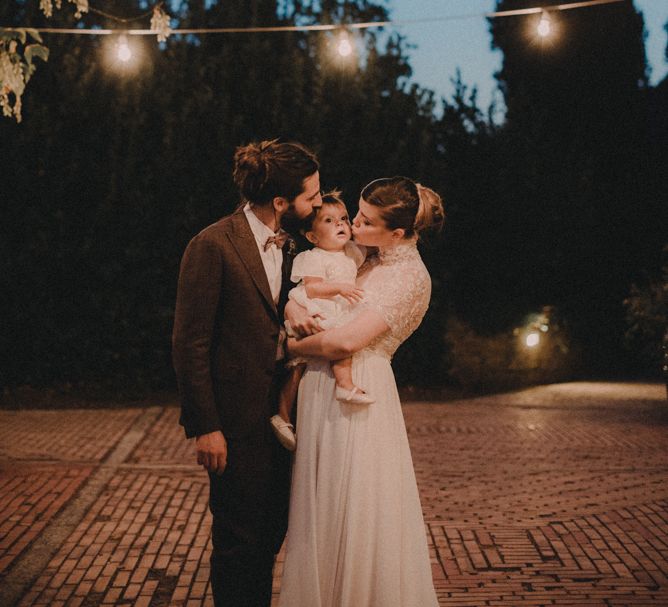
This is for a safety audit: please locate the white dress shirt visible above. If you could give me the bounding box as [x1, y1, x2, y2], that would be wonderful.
[243, 203, 286, 360]
[243, 203, 283, 305]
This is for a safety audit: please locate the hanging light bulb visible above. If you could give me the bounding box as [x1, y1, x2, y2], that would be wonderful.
[337, 32, 353, 57]
[117, 34, 132, 62]
[537, 11, 551, 38]
[525, 332, 541, 348]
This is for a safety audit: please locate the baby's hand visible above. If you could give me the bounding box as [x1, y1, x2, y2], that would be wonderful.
[338, 284, 365, 303]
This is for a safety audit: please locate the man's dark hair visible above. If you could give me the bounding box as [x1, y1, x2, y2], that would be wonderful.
[233, 139, 319, 206]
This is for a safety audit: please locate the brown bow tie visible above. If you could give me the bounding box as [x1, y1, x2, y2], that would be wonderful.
[263, 230, 289, 251]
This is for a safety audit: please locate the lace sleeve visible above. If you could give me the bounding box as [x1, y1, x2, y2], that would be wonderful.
[361, 263, 431, 336]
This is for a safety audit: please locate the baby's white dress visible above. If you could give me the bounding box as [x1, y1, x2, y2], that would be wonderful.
[288, 241, 366, 330]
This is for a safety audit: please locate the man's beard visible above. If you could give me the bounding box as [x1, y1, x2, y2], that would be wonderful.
[281, 205, 313, 251]
[281, 205, 305, 235]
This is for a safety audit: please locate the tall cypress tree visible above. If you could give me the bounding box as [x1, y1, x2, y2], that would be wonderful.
[488, 0, 657, 372]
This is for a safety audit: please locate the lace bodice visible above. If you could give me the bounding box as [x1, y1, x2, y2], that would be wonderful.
[356, 239, 431, 359]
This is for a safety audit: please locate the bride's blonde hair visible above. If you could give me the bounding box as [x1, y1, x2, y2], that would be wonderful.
[360, 177, 444, 238]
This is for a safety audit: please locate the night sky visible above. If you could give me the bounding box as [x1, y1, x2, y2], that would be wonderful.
[389, 0, 667, 111]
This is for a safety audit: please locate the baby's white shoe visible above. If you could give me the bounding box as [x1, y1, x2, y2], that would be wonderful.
[335, 385, 375, 405]
[270, 415, 297, 451]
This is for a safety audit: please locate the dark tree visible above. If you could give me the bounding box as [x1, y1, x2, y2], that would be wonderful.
[0, 0, 451, 393]
[485, 0, 661, 372]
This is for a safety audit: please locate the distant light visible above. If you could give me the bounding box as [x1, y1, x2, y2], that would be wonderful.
[526, 332, 540, 348]
[117, 35, 132, 62]
[537, 12, 551, 38]
[337, 33, 353, 57]
[540, 324, 549, 332]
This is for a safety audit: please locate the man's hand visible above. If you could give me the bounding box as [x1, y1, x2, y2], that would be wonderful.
[195, 430, 227, 475]
[285, 300, 324, 337]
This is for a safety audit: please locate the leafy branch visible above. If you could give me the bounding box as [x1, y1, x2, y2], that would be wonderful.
[0, 0, 86, 123]
[39, 0, 89, 19]
[2, 1, 170, 122]
[0, 28, 49, 122]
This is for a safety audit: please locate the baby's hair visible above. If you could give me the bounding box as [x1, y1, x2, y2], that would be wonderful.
[301, 189, 346, 233]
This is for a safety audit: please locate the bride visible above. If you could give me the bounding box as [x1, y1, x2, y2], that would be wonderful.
[279, 176, 444, 607]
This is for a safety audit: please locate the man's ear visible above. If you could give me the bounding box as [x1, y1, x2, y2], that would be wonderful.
[304, 231, 318, 245]
[273, 196, 289, 213]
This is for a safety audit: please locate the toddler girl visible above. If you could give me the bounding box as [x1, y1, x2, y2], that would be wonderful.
[270, 192, 374, 450]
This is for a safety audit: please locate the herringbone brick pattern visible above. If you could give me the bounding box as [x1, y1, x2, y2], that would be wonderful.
[0, 409, 142, 462]
[0, 466, 93, 575]
[0, 382, 665, 606]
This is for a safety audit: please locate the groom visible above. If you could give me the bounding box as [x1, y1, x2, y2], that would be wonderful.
[172, 139, 322, 607]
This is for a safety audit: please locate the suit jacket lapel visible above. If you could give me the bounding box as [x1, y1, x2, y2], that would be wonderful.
[228, 211, 278, 318]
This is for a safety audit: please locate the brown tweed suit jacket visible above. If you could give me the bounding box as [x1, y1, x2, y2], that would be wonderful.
[172, 209, 292, 439]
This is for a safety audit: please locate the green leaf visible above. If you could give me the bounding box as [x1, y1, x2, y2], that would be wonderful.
[25, 44, 49, 64]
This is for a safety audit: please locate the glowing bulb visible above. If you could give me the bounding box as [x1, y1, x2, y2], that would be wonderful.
[526, 332, 540, 348]
[537, 12, 551, 38]
[117, 35, 132, 62]
[337, 34, 353, 57]
[540, 324, 549, 332]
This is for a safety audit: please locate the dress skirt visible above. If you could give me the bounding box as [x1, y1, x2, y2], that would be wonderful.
[278, 350, 439, 607]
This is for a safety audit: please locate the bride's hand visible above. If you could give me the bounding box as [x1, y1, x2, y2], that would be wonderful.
[337, 284, 365, 303]
[287, 337, 301, 356]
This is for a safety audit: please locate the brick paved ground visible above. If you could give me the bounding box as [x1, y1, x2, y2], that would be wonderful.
[0, 382, 666, 606]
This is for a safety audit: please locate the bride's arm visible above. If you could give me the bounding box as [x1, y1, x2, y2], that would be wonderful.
[287, 310, 389, 360]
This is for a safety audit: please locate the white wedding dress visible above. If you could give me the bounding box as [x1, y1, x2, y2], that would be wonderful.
[278, 239, 439, 607]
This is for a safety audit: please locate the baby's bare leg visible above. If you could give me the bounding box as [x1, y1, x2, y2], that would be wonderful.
[332, 357, 373, 404]
[331, 357, 355, 391]
[330, 356, 374, 405]
[278, 363, 306, 422]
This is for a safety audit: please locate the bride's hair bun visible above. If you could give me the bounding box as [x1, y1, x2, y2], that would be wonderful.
[233, 139, 319, 206]
[414, 184, 445, 234]
[360, 176, 445, 238]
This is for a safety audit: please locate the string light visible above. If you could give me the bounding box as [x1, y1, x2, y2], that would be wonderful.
[336, 31, 353, 58]
[116, 34, 131, 62]
[537, 11, 552, 38]
[9, 0, 625, 37]
[526, 332, 541, 348]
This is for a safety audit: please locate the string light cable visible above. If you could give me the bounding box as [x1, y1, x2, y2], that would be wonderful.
[1, 0, 626, 37]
